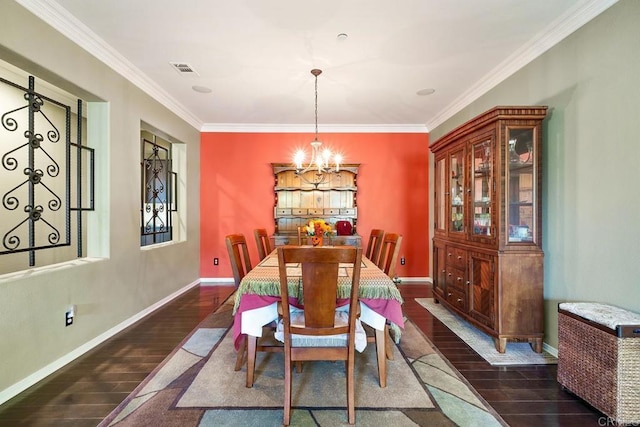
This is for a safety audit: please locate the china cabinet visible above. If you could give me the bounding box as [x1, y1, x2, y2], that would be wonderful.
[271, 163, 361, 247]
[430, 106, 547, 353]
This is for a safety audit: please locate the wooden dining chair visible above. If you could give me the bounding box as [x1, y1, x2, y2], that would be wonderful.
[253, 228, 272, 261]
[371, 233, 403, 366]
[377, 233, 403, 279]
[365, 229, 385, 264]
[227, 233, 282, 387]
[277, 245, 363, 426]
[225, 234, 252, 287]
[225, 234, 255, 372]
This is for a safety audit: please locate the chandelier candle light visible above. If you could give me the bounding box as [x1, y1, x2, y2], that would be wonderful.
[293, 69, 343, 186]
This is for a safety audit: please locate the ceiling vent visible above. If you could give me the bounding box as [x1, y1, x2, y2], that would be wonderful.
[169, 62, 199, 76]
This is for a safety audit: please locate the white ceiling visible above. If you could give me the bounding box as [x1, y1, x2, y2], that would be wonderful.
[20, 0, 616, 131]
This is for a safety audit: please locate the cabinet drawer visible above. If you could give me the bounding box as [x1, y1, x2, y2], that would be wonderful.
[446, 288, 467, 311]
[446, 246, 467, 269]
[324, 208, 340, 215]
[339, 208, 357, 215]
[275, 208, 292, 216]
[308, 208, 324, 216]
[273, 235, 294, 246]
[291, 208, 307, 215]
[445, 266, 467, 291]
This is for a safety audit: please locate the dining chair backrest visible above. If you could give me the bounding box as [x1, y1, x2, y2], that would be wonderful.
[277, 245, 362, 425]
[376, 233, 403, 279]
[225, 234, 252, 286]
[365, 229, 385, 264]
[253, 228, 272, 261]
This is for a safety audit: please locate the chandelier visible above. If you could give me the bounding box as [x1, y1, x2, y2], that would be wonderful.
[293, 69, 343, 187]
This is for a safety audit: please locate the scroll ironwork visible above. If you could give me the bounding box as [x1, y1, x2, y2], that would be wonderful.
[141, 137, 174, 245]
[1, 75, 94, 267]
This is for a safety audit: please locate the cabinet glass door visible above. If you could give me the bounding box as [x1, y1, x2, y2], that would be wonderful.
[450, 149, 465, 233]
[472, 140, 492, 236]
[506, 127, 536, 243]
[434, 156, 446, 232]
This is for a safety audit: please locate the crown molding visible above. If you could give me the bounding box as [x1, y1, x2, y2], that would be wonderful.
[17, 0, 616, 135]
[425, 0, 619, 131]
[200, 123, 428, 133]
[16, 0, 204, 130]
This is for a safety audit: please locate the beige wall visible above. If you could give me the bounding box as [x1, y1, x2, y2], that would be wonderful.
[0, 2, 201, 401]
[430, 0, 640, 348]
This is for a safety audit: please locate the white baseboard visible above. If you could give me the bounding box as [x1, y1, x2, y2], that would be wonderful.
[543, 342, 558, 357]
[200, 277, 235, 285]
[0, 279, 200, 406]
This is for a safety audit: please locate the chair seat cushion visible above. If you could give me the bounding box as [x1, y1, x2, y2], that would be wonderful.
[274, 309, 367, 352]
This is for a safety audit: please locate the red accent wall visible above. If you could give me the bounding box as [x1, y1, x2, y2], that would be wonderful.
[200, 132, 430, 279]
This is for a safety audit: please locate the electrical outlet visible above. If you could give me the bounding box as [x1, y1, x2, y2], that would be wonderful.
[65, 311, 73, 326]
[213, 258, 219, 265]
[400, 256, 405, 265]
[65, 305, 76, 327]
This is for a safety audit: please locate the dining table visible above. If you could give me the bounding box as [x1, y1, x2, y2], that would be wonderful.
[231, 246, 405, 387]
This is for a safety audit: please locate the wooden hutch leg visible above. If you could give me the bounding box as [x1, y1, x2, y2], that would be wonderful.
[530, 338, 543, 353]
[493, 337, 507, 353]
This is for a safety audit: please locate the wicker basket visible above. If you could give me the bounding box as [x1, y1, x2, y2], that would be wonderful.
[558, 303, 640, 424]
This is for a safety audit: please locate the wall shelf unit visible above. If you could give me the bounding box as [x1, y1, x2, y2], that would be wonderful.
[271, 163, 361, 247]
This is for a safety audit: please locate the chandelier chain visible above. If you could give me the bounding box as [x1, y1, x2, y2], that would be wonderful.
[314, 70, 319, 139]
[292, 68, 343, 188]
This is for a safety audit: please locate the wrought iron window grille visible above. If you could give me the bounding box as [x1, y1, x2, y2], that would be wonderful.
[1, 74, 95, 268]
[140, 135, 177, 246]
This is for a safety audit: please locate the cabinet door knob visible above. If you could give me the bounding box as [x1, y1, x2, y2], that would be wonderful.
[466, 281, 470, 286]
[457, 276, 463, 282]
[457, 298, 462, 303]
[457, 255, 462, 260]
[448, 273, 452, 277]
[448, 252, 452, 257]
[447, 293, 452, 297]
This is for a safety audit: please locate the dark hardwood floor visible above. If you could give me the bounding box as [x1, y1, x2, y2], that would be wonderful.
[0, 283, 606, 426]
[400, 285, 605, 427]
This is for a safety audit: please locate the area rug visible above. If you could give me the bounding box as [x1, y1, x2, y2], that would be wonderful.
[99, 294, 507, 426]
[415, 298, 557, 366]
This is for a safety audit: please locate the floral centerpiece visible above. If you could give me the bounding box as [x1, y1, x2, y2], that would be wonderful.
[302, 219, 333, 246]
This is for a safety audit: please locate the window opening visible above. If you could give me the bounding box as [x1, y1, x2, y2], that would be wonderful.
[140, 132, 177, 246]
[1, 74, 94, 270]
